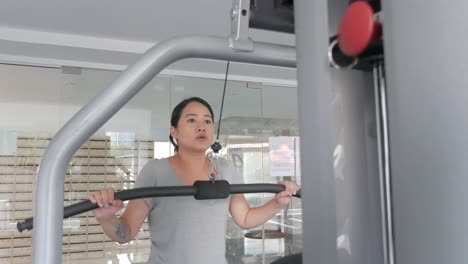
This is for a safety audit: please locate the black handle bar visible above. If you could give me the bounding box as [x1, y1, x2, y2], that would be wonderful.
[17, 181, 301, 232]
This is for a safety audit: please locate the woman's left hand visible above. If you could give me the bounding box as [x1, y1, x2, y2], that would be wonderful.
[274, 181, 300, 207]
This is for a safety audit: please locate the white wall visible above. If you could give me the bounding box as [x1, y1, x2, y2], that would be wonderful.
[0, 64, 298, 141]
[0, 102, 152, 139]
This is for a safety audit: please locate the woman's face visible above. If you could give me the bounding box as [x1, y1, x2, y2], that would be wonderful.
[170, 102, 214, 153]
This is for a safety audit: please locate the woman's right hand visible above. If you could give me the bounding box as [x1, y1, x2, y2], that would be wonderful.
[88, 188, 124, 221]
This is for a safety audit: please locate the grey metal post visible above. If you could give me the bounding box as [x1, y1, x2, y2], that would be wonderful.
[32, 35, 296, 264]
[373, 62, 394, 264]
[294, 1, 338, 264]
[382, 1, 468, 263]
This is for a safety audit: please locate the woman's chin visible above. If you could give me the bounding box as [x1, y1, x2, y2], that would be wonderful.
[189, 145, 211, 153]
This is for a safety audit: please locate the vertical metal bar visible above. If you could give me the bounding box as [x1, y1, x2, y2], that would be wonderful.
[373, 63, 387, 264]
[378, 63, 395, 264]
[382, 1, 468, 262]
[294, 0, 338, 264]
[373, 61, 394, 264]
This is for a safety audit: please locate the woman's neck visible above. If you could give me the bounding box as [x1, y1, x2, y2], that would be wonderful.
[172, 150, 208, 170]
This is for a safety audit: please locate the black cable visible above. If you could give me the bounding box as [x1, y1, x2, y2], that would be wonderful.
[211, 61, 230, 153]
[216, 61, 230, 140]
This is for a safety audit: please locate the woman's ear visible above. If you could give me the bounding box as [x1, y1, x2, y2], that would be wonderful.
[170, 126, 177, 140]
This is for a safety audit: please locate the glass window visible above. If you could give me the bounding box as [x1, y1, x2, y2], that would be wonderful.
[0, 64, 301, 263]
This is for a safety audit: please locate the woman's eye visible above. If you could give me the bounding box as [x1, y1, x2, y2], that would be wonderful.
[204, 120, 212, 124]
[188, 118, 196, 123]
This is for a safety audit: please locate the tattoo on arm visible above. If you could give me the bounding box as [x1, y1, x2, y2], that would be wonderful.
[115, 221, 130, 243]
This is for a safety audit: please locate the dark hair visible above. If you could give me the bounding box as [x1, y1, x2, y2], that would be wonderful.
[169, 97, 215, 152]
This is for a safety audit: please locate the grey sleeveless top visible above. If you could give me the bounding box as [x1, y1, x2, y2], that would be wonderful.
[134, 158, 241, 264]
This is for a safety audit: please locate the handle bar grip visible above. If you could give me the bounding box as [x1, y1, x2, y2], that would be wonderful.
[17, 182, 301, 232]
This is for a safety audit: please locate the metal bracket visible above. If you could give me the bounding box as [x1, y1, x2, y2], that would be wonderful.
[328, 39, 358, 70]
[229, 0, 254, 51]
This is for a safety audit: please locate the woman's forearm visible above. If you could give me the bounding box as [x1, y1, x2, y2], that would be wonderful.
[243, 199, 284, 229]
[98, 216, 132, 244]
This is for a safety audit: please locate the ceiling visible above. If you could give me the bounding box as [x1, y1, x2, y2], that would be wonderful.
[0, 0, 297, 84]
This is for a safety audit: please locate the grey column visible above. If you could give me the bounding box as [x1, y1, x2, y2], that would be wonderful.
[382, 1, 468, 263]
[294, 1, 338, 264]
[32, 35, 295, 264]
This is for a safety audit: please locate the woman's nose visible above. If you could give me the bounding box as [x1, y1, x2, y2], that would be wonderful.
[197, 127, 206, 132]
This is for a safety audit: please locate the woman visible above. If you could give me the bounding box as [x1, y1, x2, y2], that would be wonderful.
[88, 97, 300, 264]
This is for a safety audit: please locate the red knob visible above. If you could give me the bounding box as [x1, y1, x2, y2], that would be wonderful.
[338, 1, 382, 57]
